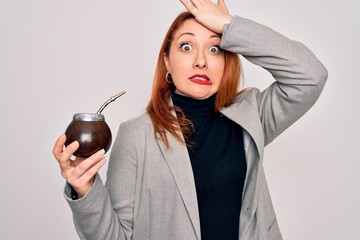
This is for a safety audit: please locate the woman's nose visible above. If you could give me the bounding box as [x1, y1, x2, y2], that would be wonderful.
[193, 52, 207, 69]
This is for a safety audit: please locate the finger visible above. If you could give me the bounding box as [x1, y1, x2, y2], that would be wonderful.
[58, 140, 79, 164]
[73, 156, 86, 167]
[66, 149, 105, 183]
[79, 157, 107, 183]
[189, 0, 201, 7]
[52, 134, 66, 159]
[217, 0, 229, 12]
[180, 0, 197, 13]
[217, 0, 225, 9]
[70, 157, 107, 197]
[73, 149, 105, 177]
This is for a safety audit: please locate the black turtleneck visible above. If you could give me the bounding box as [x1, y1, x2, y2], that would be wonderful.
[172, 93, 247, 240]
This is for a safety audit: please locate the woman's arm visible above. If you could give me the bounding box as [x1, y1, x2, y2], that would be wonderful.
[180, 0, 328, 145]
[63, 122, 137, 240]
[221, 16, 328, 145]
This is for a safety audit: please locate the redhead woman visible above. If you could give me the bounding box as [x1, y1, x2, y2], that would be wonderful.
[53, 0, 327, 239]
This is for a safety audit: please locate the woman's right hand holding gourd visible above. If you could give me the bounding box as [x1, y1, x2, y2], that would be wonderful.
[52, 134, 107, 198]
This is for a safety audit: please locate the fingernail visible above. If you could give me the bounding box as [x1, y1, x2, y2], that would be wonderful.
[98, 149, 105, 155]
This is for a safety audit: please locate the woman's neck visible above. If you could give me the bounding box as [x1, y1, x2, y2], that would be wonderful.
[171, 93, 216, 119]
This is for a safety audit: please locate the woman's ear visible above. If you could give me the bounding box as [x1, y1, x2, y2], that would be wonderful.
[163, 53, 170, 72]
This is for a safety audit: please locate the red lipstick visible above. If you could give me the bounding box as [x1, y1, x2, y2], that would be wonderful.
[188, 74, 212, 85]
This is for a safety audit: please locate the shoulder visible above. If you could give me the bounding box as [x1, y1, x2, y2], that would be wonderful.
[117, 113, 153, 138]
[120, 112, 152, 131]
[235, 87, 260, 102]
[221, 87, 261, 114]
[227, 87, 261, 109]
[112, 113, 154, 152]
[121, 112, 151, 127]
[221, 87, 262, 122]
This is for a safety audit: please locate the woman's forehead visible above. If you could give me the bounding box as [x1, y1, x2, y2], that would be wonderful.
[173, 19, 220, 40]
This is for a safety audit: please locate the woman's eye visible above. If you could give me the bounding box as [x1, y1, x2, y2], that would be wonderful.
[209, 45, 221, 54]
[180, 43, 192, 52]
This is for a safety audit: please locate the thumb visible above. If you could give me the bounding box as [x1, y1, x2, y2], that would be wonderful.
[217, 0, 229, 12]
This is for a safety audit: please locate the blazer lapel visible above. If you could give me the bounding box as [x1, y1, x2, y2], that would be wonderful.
[157, 133, 201, 240]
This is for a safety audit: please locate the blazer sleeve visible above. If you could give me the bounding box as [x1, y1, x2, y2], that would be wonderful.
[64, 121, 137, 240]
[220, 16, 328, 145]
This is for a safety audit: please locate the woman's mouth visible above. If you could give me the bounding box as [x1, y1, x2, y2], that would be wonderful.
[188, 74, 212, 85]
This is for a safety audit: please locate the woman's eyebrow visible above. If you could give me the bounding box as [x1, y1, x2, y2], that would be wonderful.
[177, 32, 195, 39]
[209, 34, 221, 39]
[177, 32, 221, 40]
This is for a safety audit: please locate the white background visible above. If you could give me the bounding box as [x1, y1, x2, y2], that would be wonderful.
[1, 0, 359, 239]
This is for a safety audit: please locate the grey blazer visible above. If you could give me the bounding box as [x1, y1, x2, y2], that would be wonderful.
[65, 16, 328, 240]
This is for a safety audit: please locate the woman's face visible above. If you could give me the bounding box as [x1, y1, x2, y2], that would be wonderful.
[164, 19, 225, 100]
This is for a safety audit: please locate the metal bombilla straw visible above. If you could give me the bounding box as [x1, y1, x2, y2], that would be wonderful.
[96, 91, 126, 114]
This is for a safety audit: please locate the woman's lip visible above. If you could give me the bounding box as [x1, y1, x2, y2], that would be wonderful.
[188, 74, 212, 85]
[189, 79, 212, 85]
[189, 74, 210, 81]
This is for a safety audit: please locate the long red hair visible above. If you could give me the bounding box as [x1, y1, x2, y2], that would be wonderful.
[146, 12, 242, 147]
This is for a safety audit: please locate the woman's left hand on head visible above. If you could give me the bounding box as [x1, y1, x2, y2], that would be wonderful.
[179, 0, 233, 34]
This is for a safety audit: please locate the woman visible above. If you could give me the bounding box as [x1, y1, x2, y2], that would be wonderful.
[53, 0, 328, 239]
